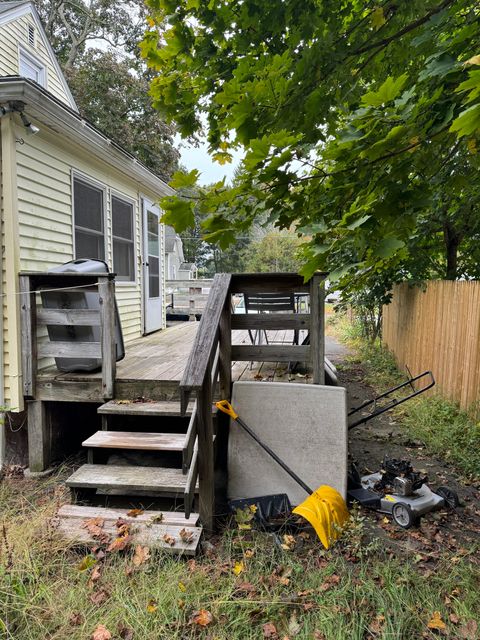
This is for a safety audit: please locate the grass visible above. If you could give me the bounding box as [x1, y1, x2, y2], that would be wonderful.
[329, 313, 480, 481]
[0, 474, 479, 640]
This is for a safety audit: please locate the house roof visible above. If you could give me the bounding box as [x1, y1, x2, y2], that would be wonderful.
[0, 77, 174, 197]
[0, 1, 78, 110]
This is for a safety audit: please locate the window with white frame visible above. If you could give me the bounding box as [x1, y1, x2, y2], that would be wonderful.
[19, 47, 45, 86]
[73, 176, 106, 261]
[112, 194, 135, 282]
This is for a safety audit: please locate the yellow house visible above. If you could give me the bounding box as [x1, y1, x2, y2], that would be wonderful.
[0, 0, 173, 437]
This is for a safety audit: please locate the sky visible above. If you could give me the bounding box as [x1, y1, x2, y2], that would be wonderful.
[175, 136, 244, 186]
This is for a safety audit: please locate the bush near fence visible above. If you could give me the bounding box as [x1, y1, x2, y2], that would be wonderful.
[382, 280, 480, 414]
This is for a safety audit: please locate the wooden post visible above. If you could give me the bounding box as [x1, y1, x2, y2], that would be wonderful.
[27, 400, 50, 472]
[218, 298, 232, 400]
[99, 277, 116, 399]
[196, 374, 214, 532]
[19, 275, 37, 399]
[310, 273, 325, 384]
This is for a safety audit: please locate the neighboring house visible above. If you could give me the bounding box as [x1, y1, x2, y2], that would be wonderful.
[0, 0, 174, 415]
[164, 225, 197, 280]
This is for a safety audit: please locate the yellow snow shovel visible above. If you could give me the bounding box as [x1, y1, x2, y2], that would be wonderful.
[216, 400, 349, 549]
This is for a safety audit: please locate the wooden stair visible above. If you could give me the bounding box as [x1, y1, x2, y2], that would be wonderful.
[56, 505, 201, 555]
[60, 395, 208, 554]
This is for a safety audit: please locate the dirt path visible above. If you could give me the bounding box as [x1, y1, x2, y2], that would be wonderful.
[327, 335, 480, 553]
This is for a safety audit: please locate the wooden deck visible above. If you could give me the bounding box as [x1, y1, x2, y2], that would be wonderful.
[35, 322, 312, 402]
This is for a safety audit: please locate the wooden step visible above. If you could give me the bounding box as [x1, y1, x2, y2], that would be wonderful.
[66, 464, 197, 496]
[56, 505, 201, 555]
[82, 431, 186, 452]
[98, 399, 195, 417]
[58, 504, 199, 527]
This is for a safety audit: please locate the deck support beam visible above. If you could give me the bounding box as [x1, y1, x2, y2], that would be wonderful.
[27, 400, 50, 473]
[310, 273, 325, 385]
[196, 374, 215, 533]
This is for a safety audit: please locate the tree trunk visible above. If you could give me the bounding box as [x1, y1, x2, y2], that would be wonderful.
[443, 222, 461, 280]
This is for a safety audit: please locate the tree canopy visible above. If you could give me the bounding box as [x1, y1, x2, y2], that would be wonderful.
[141, 0, 480, 291]
[34, 0, 179, 180]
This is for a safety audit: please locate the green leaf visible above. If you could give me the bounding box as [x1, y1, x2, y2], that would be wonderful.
[455, 70, 480, 103]
[347, 214, 371, 230]
[361, 74, 408, 108]
[450, 104, 480, 137]
[418, 53, 457, 81]
[370, 7, 386, 30]
[374, 237, 405, 259]
[159, 196, 195, 232]
[169, 169, 200, 189]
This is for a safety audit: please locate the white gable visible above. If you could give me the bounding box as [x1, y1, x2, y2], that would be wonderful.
[0, 1, 77, 110]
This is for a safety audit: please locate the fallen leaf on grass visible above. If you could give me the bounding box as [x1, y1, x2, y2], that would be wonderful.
[190, 609, 213, 626]
[427, 611, 446, 631]
[262, 622, 278, 638]
[179, 528, 195, 544]
[118, 624, 134, 640]
[146, 599, 157, 613]
[235, 582, 257, 596]
[459, 620, 478, 639]
[163, 534, 176, 546]
[319, 574, 341, 592]
[88, 565, 102, 588]
[69, 612, 84, 626]
[91, 624, 112, 640]
[82, 519, 111, 544]
[77, 555, 96, 572]
[287, 613, 302, 637]
[233, 560, 244, 576]
[132, 545, 150, 567]
[90, 589, 110, 606]
[449, 613, 460, 625]
[369, 614, 386, 635]
[150, 513, 164, 524]
[178, 581, 187, 592]
[244, 548, 255, 558]
[126, 509, 144, 518]
[313, 632, 326, 640]
[281, 534, 296, 551]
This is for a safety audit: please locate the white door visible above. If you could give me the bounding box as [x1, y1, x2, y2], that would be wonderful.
[142, 198, 163, 334]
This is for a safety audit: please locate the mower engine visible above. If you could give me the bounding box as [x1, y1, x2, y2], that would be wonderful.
[374, 458, 428, 497]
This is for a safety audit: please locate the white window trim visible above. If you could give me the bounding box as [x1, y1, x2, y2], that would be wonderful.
[110, 190, 137, 285]
[71, 170, 108, 265]
[18, 45, 46, 87]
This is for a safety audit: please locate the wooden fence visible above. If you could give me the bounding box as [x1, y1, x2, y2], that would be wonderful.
[382, 280, 480, 412]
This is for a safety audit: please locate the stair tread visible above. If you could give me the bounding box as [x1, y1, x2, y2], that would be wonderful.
[58, 504, 199, 527]
[66, 464, 196, 494]
[98, 400, 195, 417]
[83, 431, 186, 451]
[56, 506, 201, 555]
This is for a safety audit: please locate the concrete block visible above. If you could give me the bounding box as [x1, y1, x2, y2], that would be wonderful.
[227, 381, 348, 505]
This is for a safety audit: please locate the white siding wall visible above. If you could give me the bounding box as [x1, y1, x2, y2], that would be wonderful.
[0, 12, 73, 107]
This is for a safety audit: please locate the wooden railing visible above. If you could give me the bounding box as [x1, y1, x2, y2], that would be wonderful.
[19, 271, 117, 401]
[179, 272, 325, 529]
[165, 278, 213, 316]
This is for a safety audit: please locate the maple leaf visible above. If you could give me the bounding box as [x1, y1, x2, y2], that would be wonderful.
[69, 612, 84, 626]
[427, 611, 446, 631]
[88, 565, 102, 589]
[162, 534, 176, 546]
[179, 528, 195, 544]
[107, 535, 132, 553]
[233, 560, 244, 576]
[190, 609, 213, 626]
[132, 545, 150, 567]
[126, 509, 144, 518]
[262, 622, 278, 638]
[82, 519, 111, 544]
[90, 589, 110, 606]
[281, 534, 296, 551]
[91, 624, 112, 640]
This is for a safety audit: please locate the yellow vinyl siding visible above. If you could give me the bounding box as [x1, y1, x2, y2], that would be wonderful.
[15, 127, 161, 350]
[0, 12, 73, 107]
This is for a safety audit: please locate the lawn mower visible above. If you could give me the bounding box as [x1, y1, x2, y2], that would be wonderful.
[347, 457, 459, 528]
[347, 369, 459, 527]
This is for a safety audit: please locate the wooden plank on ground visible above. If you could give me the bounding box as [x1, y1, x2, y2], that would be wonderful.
[82, 431, 186, 451]
[56, 517, 201, 555]
[57, 504, 199, 526]
[66, 464, 196, 494]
